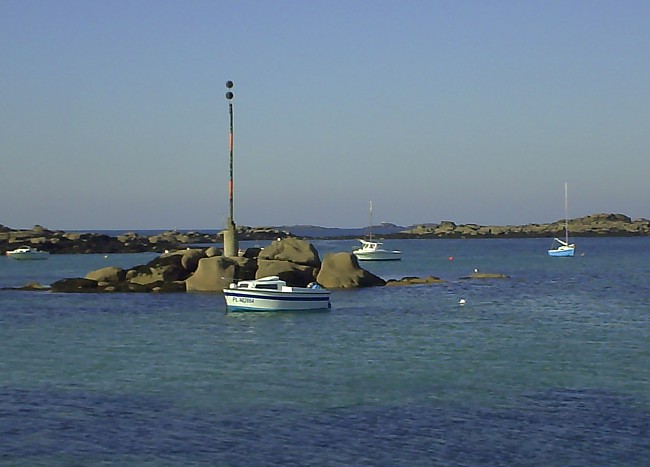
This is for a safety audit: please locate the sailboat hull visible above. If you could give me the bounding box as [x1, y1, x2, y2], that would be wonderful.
[548, 247, 575, 257]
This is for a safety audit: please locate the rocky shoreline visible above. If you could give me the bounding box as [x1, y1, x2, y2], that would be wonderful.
[2, 213, 648, 256]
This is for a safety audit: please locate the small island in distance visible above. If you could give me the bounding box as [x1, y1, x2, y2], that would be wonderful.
[1, 213, 649, 256]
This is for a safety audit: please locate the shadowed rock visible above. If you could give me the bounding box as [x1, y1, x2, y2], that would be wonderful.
[128, 254, 195, 286]
[51, 278, 99, 293]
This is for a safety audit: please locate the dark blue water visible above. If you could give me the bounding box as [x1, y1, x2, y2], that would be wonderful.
[1, 238, 649, 465]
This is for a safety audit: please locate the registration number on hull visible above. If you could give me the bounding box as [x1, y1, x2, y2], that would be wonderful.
[232, 297, 255, 304]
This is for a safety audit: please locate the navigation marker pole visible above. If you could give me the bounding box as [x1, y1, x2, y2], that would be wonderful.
[223, 80, 238, 257]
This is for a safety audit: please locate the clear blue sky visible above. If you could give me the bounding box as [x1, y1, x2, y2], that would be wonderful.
[2, 0, 649, 230]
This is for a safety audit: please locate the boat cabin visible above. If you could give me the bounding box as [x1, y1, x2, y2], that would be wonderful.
[230, 276, 285, 291]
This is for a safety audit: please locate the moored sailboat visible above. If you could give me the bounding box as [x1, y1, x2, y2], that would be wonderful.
[548, 182, 575, 257]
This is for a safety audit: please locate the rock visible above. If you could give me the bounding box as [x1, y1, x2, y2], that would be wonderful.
[128, 255, 192, 286]
[157, 281, 187, 293]
[256, 259, 317, 287]
[460, 272, 510, 280]
[205, 246, 222, 257]
[385, 276, 443, 286]
[179, 249, 206, 272]
[51, 278, 99, 293]
[242, 247, 262, 259]
[258, 238, 321, 267]
[185, 256, 256, 292]
[19, 282, 49, 291]
[85, 266, 126, 283]
[160, 248, 206, 273]
[316, 252, 385, 288]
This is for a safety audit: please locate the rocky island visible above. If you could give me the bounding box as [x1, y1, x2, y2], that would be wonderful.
[48, 238, 388, 293]
[397, 213, 650, 239]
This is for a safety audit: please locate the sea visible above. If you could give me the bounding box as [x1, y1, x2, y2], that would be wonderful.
[1, 237, 649, 466]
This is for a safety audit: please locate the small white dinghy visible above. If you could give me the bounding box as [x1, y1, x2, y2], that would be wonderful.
[223, 276, 331, 312]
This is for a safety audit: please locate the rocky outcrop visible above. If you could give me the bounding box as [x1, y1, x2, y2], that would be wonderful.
[399, 214, 650, 239]
[185, 256, 256, 292]
[256, 260, 318, 288]
[51, 278, 99, 293]
[459, 272, 510, 280]
[0, 225, 296, 255]
[255, 238, 321, 287]
[316, 252, 385, 288]
[47, 239, 390, 293]
[258, 238, 321, 267]
[85, 266, 126, 283]
[0, 226, 176, 255]
[385, 276, 444, 286]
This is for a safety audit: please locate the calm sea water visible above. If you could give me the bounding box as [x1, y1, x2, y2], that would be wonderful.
[1, 238, 649, 466]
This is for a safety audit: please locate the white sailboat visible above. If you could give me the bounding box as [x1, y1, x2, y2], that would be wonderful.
[548, 182, 576, 257]
[353, 202, 401, 261]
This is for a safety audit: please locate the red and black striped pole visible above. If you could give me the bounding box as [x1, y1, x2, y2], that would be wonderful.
[224, 80, 238, 257]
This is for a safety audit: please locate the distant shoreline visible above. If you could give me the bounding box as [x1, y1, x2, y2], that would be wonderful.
[2, 212, 650, 256]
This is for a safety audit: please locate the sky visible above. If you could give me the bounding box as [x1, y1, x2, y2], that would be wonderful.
[2, 0, 649, 230]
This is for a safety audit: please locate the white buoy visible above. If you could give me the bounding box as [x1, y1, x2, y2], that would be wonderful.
[459, 298, 466, 305]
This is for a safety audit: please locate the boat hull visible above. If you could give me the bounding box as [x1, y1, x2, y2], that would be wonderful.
[548, 247, 575, 257]
[353, 251, 401, 261]
[6, 251, 49, 260]
[224, 289, 331, 311]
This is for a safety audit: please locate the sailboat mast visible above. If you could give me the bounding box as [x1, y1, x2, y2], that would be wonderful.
[369, 201, 373, 241]
[564, 182, 569, 244]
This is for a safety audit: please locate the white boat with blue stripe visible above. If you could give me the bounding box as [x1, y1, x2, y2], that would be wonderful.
[223, 276, 331, 312]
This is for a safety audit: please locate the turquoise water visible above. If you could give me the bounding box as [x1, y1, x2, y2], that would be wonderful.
[1, 238, 649, 465]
